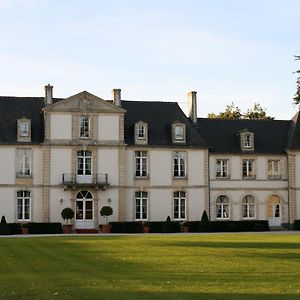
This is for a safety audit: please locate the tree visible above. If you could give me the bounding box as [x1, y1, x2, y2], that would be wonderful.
[208, 102, 274, 120]
[294, 55, 300, 105]
[244, 103, 274, 120]
[100, 206, 113, 224]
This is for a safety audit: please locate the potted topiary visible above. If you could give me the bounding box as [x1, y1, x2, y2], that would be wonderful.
[100, 206, 113, 233]
[61, 207, 74, 234]
[21, 223, 29, 234]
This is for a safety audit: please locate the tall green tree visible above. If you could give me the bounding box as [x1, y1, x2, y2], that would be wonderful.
[244, 103, 274, 120]
[207, 102, 242, 119]
[294, 55, 300, 105]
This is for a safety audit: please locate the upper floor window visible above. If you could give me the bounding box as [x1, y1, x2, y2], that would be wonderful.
[17, 190, 31, 221]
[79, 115, 90, 138]
[242, 195, 255, 219]
[242, 159, 255, 179]
[172, 123, 186, 143]
[173, 152, 186, 178]
[216, 159, 229, 178]
[173, 191, 186, 220]
[135, 191, 148, 220]
[135, 151, 148, 178]
[17, 119, 31, 142]
[240, 131, 254, 151]
[135, 122, 148, 144]
[216, 195, 229, 219]
[268, 160, 281, 179]
[77, 150, 92, 176]
[16, 149, 32, 177]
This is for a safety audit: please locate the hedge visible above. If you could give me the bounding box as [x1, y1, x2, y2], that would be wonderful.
[110, 222, 144, 233]
[293, 220, 300, 230]
[28, 222, 63, 234]
[8, 223, 22, 235]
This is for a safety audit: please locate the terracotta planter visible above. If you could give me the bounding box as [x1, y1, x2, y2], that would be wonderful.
[182, 226, 189, 233]
[63, 225, 73, 234]
[21, 227, 29, 234]
[143, 226, 150, 233]
[102, 224, 111, 234]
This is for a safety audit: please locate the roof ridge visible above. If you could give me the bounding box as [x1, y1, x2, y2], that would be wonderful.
[197, 117, 291, 123]
[121, 99, 179, 104]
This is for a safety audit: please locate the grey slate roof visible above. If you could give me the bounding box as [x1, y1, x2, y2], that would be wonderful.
[197, 118, 291, 154]
[122, 100, 207, 147]
[287, 111, 300, 150]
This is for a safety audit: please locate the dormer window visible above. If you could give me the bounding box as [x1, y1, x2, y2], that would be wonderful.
[80, 115, 90, 139]
[135, 121, 148, 144]
[172, 123, 186, 143]
[17, 118, 31, 142]
[240, 131, 254, 151]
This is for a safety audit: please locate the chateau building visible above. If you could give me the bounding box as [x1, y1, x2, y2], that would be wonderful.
[1, 85, 300, 229]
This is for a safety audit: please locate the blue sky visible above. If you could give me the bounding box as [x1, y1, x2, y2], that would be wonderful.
[0, 0, 300, 119]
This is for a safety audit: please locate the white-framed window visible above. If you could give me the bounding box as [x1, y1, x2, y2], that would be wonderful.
[242, 195, 255, 219]
[135, 151, 148, 178]
[216, 195, 229, 219]
[19, 121, 29, 137]
[16, 149, 32, 177]
[268, 160, 280, 179]
[172, 123, 186, 143]
[77, 150, 92, 176]
[17, 190, 31, 221]
[242, 159, 255, 179]
[135, 191, 148, 220]
[173, 191, 186, 220]
[79, 115, 90, 138]
[241, 132, 254, 150]
[216, 159, 229, 178]
[135, 122, 148, 144]
[173, 152, 186, 178]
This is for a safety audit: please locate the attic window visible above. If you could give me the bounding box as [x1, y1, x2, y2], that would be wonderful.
[240, 131, 254, 151]
[17, 119, 31, 142]
[172, 123, 186, 144]
[135, 121, 148, 145]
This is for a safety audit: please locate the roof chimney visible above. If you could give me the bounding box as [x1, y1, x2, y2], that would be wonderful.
[188, 91, 197, 123]
[45, 84, 53, 105]
[112, 88, 121, 107]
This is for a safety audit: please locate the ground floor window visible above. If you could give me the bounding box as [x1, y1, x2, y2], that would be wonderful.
[173, 191, 186, 220]
[242, 195, 255, 219]
[135, 191, 148, 220]
[216, 195, 229, 219]
[17, 190, 30, 220]
[76, 190, 93, 220]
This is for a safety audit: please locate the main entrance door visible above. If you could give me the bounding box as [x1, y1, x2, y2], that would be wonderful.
[267, 195, 281, 227]
[75, 190, 94, 229]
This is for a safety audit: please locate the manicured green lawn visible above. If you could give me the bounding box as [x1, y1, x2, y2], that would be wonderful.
[0, 233, 300, 300]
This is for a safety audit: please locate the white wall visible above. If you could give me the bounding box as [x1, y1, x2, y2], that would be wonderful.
[150, 150, 172, 186]
[188, 150, 205, 185]
[50, 148, 72, 185]
[50, 114, 72, 140]
[98, 115, 119, 141]
[98, 148, 119, 185]
[0, 148, 15, 184]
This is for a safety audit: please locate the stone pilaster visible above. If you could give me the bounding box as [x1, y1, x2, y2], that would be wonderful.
[118, 146, 126, 221]
[204, 149, 210, 217]
[288, 152, 296, 222]
[42, 146, 51, 222]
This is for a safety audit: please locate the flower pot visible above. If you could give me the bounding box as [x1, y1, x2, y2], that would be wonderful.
[182, 226, 189, 233]
[63, 225, 73, 234]
[102, 224, 111, 234]
[21, 227, 29, 234]
[143, 226, 150, 233]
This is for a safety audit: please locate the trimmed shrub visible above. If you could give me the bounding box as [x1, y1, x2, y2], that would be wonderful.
[163, 216, 180, 233]
[293, 220, 300, 230]
[0, 216, 9, 235]
[28, 223, 63, 234]
[226, 222, 239, 232]
[61, 207, 74, 224]
[184, 221, 201, 232]
[110, 222, 143, 233]
[8, 223, 22, 235]
[199, 210, 212, 232]
[100, 206, 113, 224]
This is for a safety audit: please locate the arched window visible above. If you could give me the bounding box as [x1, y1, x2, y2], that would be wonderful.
[216, 195, 229, 219]
[17, 191, 31, 220]
[242, 195, 255, 219]
[76, 190, 93, 221]
[77, 150, 92, 176]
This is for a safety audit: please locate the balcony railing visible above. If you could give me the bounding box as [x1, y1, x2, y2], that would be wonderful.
[62, 173, 109, 190]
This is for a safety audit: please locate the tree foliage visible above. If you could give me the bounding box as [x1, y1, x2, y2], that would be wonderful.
[208, 102, 274, 120]
[294, 55, 300, 105]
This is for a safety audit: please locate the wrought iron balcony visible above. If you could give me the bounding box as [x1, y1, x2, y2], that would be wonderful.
[62, 173, 109, 190]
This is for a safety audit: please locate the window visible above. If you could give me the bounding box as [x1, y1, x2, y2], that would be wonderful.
[135, 151, 148, 178]
[216, 195, 229, 219]
[173, 152, 186, 178]
[216, 159, 229, 178]
[77, 150, 92, 176]
[242, 159, 255, 179]
[268, 160, 280, 179]
[240, 131, 254, 150]
[19, 121, 29, 137]
[242, 195, 255, 219]
[135, 191, 148, 220]
[135, 122, 148, 144]
[79, 115, 90, 138]
[172, 123, 186, 143]
[243, 134, 252, 148]
[17, 191, 30, 220]
[16, 149, 32, 177]
[173, 191, 186, 220]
